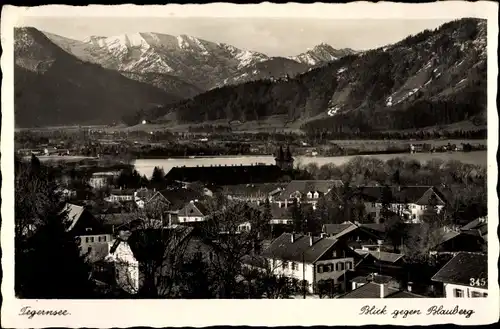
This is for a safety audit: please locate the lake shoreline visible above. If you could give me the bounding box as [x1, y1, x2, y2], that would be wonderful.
[133, 150, 488, 177]
[132, 149, 485, 160]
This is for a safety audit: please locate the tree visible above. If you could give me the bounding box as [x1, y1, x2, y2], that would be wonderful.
[291, 198, 305, 233]
[402, 222, 444, 264]
[15, 156, 95, 298]
[150, 166, 166, 190]
[122, 204, 193, 298]
[200, 200, 269, 298]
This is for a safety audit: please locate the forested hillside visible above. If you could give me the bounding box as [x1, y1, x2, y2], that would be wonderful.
[148, 18, 486, 133]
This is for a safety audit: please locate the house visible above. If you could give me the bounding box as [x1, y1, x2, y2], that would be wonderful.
[322, 222, 385, 246]
[258, 232, 358, 293]
[276, 180, 343, 209]
[61, 203, 113, 262]
[430, 227, 485, 254]
[177, 200, 210, 223]
[431, 252, 488, 298]
[164, 146, 294, 186]
[353, 249, 407, 282]
[146, 187, 206, 212]
[89, 171, 119, 189]
[353, 186, 448, 223]
[105, 188, 135, 203]
[460, 216, 487, 243]
[221, 183, 286, 204]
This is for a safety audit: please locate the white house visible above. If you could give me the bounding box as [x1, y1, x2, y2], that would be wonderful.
[105, 188, 135, 203]
[105, 234, 140, 294]
[275, 180, 343, 210]
[432, 252, 488, 298]
[177, 200, 208, 223]
[89, 171, 119, 189]
[258, 233, 356, 293]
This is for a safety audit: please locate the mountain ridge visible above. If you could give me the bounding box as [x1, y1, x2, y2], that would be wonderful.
[146, 18, 487, 133]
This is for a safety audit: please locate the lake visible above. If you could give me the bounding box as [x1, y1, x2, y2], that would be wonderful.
[133, 151, 487, 177]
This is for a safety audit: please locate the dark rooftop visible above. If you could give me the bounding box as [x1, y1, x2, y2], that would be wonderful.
[262, 233, 338, 264]
[431, 252, 488, 288]
[165, 164, 288, 186]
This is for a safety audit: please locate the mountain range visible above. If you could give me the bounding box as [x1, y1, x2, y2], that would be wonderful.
[14, 27, 354, 127]
[14, 18, 487, 131]
[150, 18, 487, 133]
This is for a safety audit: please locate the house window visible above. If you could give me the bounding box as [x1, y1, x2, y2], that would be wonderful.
[90, 237, 95, 243]
[282, 261, 287, 270]
[332, 250, 337, 258]
[323, 264, 332, 272]
[471, 291, 482, 298]
[98, 236, 102, 242]
[483, 293, 488, 297]
[102, 236, 107, 242]
[313, 192, 319, 199]
[291, 262, 298, 271]
[454, 289, 464, 297]
[346, 262, 353, 270]
[87, 247, 92, 253]
[307, 192, 312, 199]
[85, 237, 90, 243]
[317, 265, 323, 273]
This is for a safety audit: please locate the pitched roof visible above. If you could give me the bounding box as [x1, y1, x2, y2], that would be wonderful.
[221, 183, 286, 198]
[339, 282, 424, 298]
[323, 223, 354, 235]
[60, 203, 85, 231]
[367, 251, 404, 263]
[262, 233, 338, 264]
[277, 180, 343, 201]
[353, 186, 447, 205]
[431, 252, 488, 288]
[178, 201, 209, 217]
[165, 164, 286, 186]
[157, 188, 204, 210]
[461, 217, 487, 231]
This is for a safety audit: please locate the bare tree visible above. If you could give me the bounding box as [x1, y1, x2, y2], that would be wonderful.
[113, 202, 194, 298]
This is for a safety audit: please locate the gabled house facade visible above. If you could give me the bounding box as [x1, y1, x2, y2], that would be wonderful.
[275, 180, 343, 210]
[61, 203, 113, 262]
[177, 200, 209, 223]
[258, 233, 357, 293]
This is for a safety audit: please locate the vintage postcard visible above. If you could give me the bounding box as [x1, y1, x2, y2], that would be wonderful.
[1, 2, 499, 327]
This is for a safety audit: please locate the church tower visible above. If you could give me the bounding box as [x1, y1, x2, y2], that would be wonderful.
[275, 145, 294, 171]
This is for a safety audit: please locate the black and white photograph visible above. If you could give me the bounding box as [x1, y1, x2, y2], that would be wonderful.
[1, 2, 498, 327]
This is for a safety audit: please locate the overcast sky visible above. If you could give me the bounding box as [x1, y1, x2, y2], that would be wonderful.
[18, 17, 454, 56]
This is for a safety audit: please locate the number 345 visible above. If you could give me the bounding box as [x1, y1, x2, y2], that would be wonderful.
[469, 278, 487, 287]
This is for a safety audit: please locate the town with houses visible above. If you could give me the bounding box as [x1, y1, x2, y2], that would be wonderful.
[16, 145, 488, 299]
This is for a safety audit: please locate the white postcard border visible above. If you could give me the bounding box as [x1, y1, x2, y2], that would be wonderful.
[1, 2, 499, 327]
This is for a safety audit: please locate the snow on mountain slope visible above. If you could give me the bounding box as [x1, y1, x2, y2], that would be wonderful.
[291, 43, 357, 66]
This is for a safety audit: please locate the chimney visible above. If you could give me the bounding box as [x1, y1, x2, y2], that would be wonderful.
[291, 233, 295, 243]
[380, 283, 389, 298]
[309, 235, 313, 246]
[407, 282, 413, 292]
